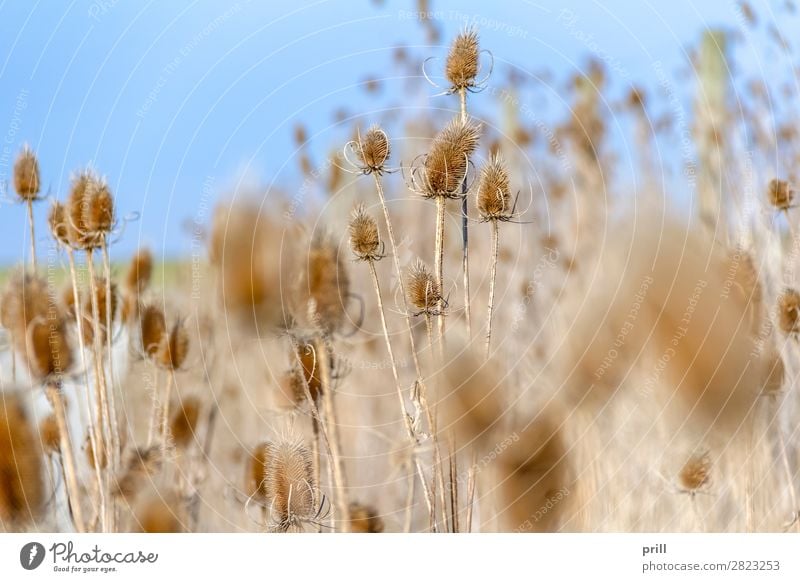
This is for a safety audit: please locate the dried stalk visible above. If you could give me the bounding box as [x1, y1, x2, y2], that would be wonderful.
[485, 220, 500, 358]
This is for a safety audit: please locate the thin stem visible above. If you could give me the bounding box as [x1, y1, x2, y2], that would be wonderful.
[459, 87, 472, 338]
[101, 241, 120, 473]
[160, 368, 175, 454]
[27, 199, 37, 270]
[147, 366, 160, 447]
[314, 336, 350, 532]
[66, 247, 105, 530]
[774, 401, 799, 531]
[465, 451, 477, 533]
[46, 382, 86, 533]
[485, 220, 500, 359]
[435, 196, 446, 358]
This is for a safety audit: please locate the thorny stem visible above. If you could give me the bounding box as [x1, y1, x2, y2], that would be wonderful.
[367, 260, 435, 526]
[46, 382, 86, 533]
[313, 336, 351, 532]
[459, 87, 472, 338]
[485, 220, 500, 359]
[66, 247, 105, 531]
[27, 199, 37, 270]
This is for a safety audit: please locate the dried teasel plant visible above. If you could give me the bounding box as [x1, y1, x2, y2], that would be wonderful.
[0, 392, 45, 528]
[678, 451, 712, 495]
[406, 258, 442, 317]
[155, 319, 190, 452]
[169, 396, 201, 450]
[348, 204, 384, 262]
[245, 442, 272, 504]
[263, 439, 324, 532]
[348, 125, 391, 175]
[121, 248, 153, 323]
[768, 178, 794, 211]
[778, 288, 800, 336]
[39, 414, 61, 456]
[13, 146, 42, 269]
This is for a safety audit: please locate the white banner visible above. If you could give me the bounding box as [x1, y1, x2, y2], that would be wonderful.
[1, 534, 799, 581]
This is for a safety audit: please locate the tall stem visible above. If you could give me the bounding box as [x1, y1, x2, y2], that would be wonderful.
[459, 87, 472, 337]
[314, 336, 350, 531]
[485, 220, 500, 359]
[434, 196, 446, 358]
[27, 199, 37, 270]
[46, 382, 86, 533]
[101, 242, 120, 474]
[160, 368, 175, 454]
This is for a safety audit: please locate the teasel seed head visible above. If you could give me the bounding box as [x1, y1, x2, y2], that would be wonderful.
[156, 319, 190, 370]
[39, 414, 60, 455]
[245, 442, 272, 503]
[406, 258, 441, 315]
[348, 204, 382, 261]
[778, 288, 800, 335]
[354, 125, 390, 174]
[0, 392, 44, 526]
[48, 201, 70, 246]
[264, 438, 318, 532]
[169, 396, 201, 449]
[296, 232, 350, 334]
[476, 153, 513, 221]
[140, 304, 166, 358]
[13, 145, 41, 201]
[768, 178, 794, 211]
[65, 170, 95, 249]
[445, 28, 480, 91]
[349, 502, 384, 533]
[26, 316, 73, 382]
[678, 451, 711, 493]
[422, 118, 481, 198]
[125, 248, 153, 294]
[84, 177, 114, 239]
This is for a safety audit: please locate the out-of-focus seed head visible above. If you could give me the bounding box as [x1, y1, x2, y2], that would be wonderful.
[768, 178, 794, 211]
[169, 396, 201, 449]
[678, 451, 711, 493]
[48, 201, 70, 246]
[125, 248, 153, 294]
[778, 288, 800, 335]
[156, 319, 189, 370]
[349, 502, 385, 533]
[140, 305, 166, 358]
[245, 442, 272, 503]
[0, 393, 44, 526]
[13, 146, 40, 200]
[39, 414, 60, 455]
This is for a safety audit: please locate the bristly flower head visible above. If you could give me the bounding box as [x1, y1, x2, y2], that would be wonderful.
[678, 451, 711, 494]
[476, 153, 513, 221]
[445, 28, 480, 92]
[778, 288, 800, 336]
[348, 204, 383, 261]
[406, 258, 442, 315]
[13, 146, 41, 201]
[768, 178, 794, 211]
[352, 125, 390, 175]
[414, 118, 481, 199]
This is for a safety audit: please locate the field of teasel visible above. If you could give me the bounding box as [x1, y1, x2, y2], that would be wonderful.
[2, 8, 800, 535]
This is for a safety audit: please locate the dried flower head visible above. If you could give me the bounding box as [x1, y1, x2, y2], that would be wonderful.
[348, 204, 382, 261]
[406, 258, 441, 315]
[0, 393, 44, 525]
[140, 304, 166, 358]
[39, 414, 61, 455]
[169, 396, 201, 449]
[768, 178, 794, 211]
[125, 248, 153, 294]
[353, 125, 390, 174]
[245, 442, 272, 503]
[264, 439, 319, 532]
[296, 233, 350, 333]
[65, 170, 96, 249]
[13, 146, 40, 200]
[445, 28, 480, 91]
[84, 178, 114, 238]
[26, 317, 73, 381]
[679, 451, 712, 493]
[48, 201, 70, 246]
[476, 153, 513, 220]
[419, 118, 481, 198]
[778, 288, 800, 335]
[156, 319, 190, 370]
[349, 502, 384, 533]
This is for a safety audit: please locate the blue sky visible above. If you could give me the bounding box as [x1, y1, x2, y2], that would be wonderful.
[0, 0, 782, 263]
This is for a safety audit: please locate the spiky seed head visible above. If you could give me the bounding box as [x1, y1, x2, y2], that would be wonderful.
[778, 288, 800, 335]
[140, 305, 166, 358]
[355, 125, 390, 173]
[264, 439, 316, 531]
[679, 451, 711, 492]
[476, 153, 512, 220]
[0, 393, 44, 525]
[66, 170, 95, 249]
[445, 28, 480, 91]
[39, 414, 60, 454]
[157, 320, 189, 370]
[348, 204, 382, 261]
[169, 396, 201, 449]
[245, 442, 272, 502]
[48, 201, 70, 246]
[13, 146, 40, 200]
[768, 178, 794, 210]
[406, 259, 441, 313]
[423, 118, 481, 197]
[349, 502, 385, 533]
[125, 248, 153, 294]
[84, 178, 114, 237]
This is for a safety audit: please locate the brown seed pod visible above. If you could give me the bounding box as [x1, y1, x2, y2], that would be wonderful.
[476, 153, 512, 220]
[26, 317, 73, 381]
[679, 451, 712, 493]
[348, 204, 382, 261]
[39, 414, 61, 455]
[140, 305, 166, 358]
[13, 146, 40, 200]
[0, 271, 51, 340]
[778, 288, 800, 335]
[245, 442, 272, 503]
[0, 393, 44, 525]
[169, 396, 201, 449]
[156, 319, 189, 370]
[280, 366, 311, 407]
[264, 439, 317, 532]
[422, 118, 481, 197]
[65, 170, 96, 249]
[83, 178, 114, 238]
[349, 502, 384, 533]
[48, 201, 70, 246]
[296, 233, 350, 333]
[406, 258, 441, 314]
[768, 178, 794, 210]
[445, 28, 480, 91]
[354, 125, 390, 173]
[125, 248, 153, 294]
